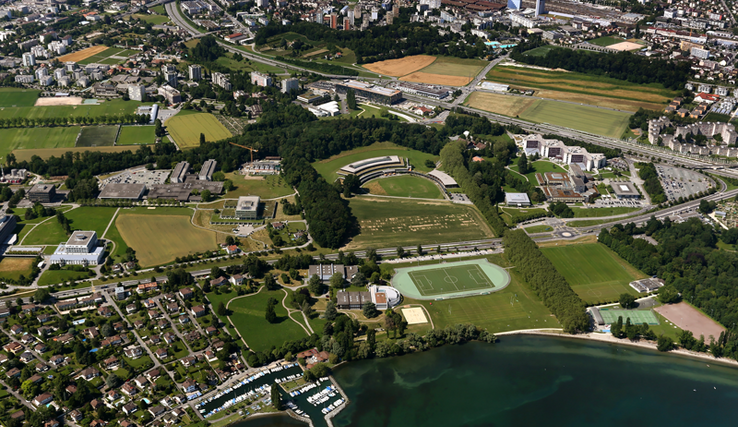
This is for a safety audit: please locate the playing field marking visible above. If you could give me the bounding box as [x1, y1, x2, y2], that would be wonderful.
[443, 270, 460, 290]
[402, 307, 428, 325]
[468, 264, 492, 286]
[411, 273, 434, 293]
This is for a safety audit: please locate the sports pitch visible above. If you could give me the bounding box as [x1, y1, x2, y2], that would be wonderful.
[392, 259, 510, 300]
[77, 125, 119, 147]
[599, 308, 659, 325]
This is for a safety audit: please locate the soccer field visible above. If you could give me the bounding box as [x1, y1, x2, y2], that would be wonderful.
[77, 125, 119, 147]
[0, 88, 39, 107]
[0, 127, 79, 158]
[393, 259, 510, 300]
[541, 243, 647, 303]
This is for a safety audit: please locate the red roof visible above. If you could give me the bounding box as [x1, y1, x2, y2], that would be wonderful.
[696, 92, 719, 101]
[227, 33, 243, 39]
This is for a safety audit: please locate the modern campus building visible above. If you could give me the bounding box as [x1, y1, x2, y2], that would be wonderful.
[610, 182, 641, 199]
[49, 231, 105, 266]
[128, 85, 146, 102]
[199, 159, 217, 181]
[98, 183, 146, 200]
[335, 80, 402, 105]
[535, 0, 545, 16]
[281, 77, 299, 93]
[28, 184, 56, 203]
[336, 285, 401, 310]
[427, 169, 459, 189]
[0, 215, 17, 244]
[339, 155, 405, 176]
[235, 196, 261, 220]
[395, 82, 449, 99]
[520, 134, 606, 171]
[307, 264, 360, 282]
[505, 192, 531, 206]
[171, 161, 190, 183]
[250, 71, 272, 87]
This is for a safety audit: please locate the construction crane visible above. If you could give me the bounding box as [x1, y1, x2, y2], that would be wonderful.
[229, 142, 259, 163]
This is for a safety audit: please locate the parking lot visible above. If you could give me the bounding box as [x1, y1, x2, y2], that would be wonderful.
[656, 165, 711, 202]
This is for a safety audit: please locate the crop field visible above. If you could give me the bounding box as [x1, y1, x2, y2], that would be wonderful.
[0, 258, 34, 281]
[522, 101, 631, 138]
[540, 243, 647, 303]
[116, 213, 217, 266]
[117, 126, 157, 145]
[345, 197, 493, 249]
[12, 145, 146, 162]
[223, 174, 294, 199]
[362, 175, 443, 199]
[485, 66, 675, 111]
[165, 113, 232, 149]
[0, 99, 148, 120]
[361, 55, 437, 76]
[58, 45, 109, 62]
[75, 47, 138, 65]
[464, 92, 536, 117]
[0, 88, 39, 107]
[77, 126, 119, 147]
[364, 55, 486, 86]
[228, 290, 309, 353]
[312, 141, 439, 181]
[0, 127, 80, 159]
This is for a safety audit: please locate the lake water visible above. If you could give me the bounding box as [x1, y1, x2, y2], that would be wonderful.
[234, 335, 738, 427]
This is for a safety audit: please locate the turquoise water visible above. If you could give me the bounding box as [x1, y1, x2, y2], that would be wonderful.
[235, 336, 738, 427]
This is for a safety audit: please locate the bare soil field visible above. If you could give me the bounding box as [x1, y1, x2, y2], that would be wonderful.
[363, 55, 437, 77]
[58, 45, 108, 63]
[400, 72, 472, 87]
[465, 92, 535, 117]
[655, 303, 726, 341]
[609, 41, 643, 51]
[303, 48, 328, 58]
[34, 97, 84, 106]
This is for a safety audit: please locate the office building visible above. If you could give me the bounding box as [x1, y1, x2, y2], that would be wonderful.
[281, 77, 299, 93]
[28, 184, 56, 203]
[535, 0, 545, 16]
[165, 71, 177, 87]
[49, 231, 105, 266]
[335, 80, 402, 105]
[188, 64, 202, 81]
[507, 0, 521, 9]
[235, 196, 261, 220]
[0, 215, 17, 244]
[171, 161, 190, 183]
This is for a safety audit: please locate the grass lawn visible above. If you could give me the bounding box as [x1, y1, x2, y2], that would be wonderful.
[0, 127, 79, 159]
[116, 212, 218, 266]
[312, 141, 439, 181]
[38, 269, 92, 286]
[228, 290, 309, 352]
[418, 56, 487, 78]
[222, 174, 294, 199]
[509, 160, 567, 183]
[569, 206, 641, 218]
[407, 254, 556, 332]
[523, 46, 555, 57]
[0, 258, 34, 281]
[520, 100, 631, 138]
[165, 113, 232, 149]
[0, 88, 40, 107]
[362, 175, 443, 199]
[0, 99, 152, 120]
[117, 125, 157, 145]
[540, 243, 648, 304]
[524, 225, 553, 234]
[23, 207, 118, 245]
[131, 13, 170, 25]
[77, 125, 118, 147]
[345, 197, 493, 249]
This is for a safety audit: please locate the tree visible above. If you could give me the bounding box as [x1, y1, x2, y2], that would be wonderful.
[217, 301, 227, 316]
[210, 266, 222, 279]
[657, 335, 675, 352]
[343, 174, 360, 195]
[265, 298, 278, 323]
[425, 159, 436, 169]
[100, 323, 113, 337]
[271, 384, 283, 410]
[199, 133, 206, 146]
[34, 288, 50, 303]
[518, 152, 529, 175]
[346, 89, 357, 110]
[619, 293, 636, 309]
[658, 286, 681, 304]
[362, 302, 379, 319]
[201, 189, 212, 202]
[329, 272, 344, 289]
[308, 274, 322, 295]
[416, 244, 423, 256]
[105, 373, 121, 388]
[350, 272, 365, 287]
[324, 300, 338, 320]
[264, 273, 278, 290]
[154, 118, 164, 137]
[396, 246, 405, 258]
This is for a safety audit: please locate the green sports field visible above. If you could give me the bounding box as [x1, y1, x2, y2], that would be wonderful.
[520, 100, 631, 139]
[312, 141, 439, 181]
[77, 125, 118, 147]
[363, 175, 443, 199]
[0, 127, 80, 158]
[541, 243, 647, 303]
[117, 125, 157, 145]
[165, 113, 232, 149]
[599, 308, 659, 325]
[0, 99, 150, 120]
[0, 88, 39, 107]
[393, 259, 510, 300]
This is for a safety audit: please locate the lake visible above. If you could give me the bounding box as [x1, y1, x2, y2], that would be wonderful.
[234, 335, 738, 427]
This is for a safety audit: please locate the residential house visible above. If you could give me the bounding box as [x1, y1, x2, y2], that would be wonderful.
[49, 355, 65, 366]
[6, 367, 21, 378]
[20, 352, 34, 363]
[122, 402, 138, 415]
[210, 276, 227, 287]
[98, 306, 113, 317]
[134, 376, 149, 389]
[90, 399, 103, 411]
[155, 348, 168, 359]
[121, 383, 138, 397]
[191, 305, 207, 317]
[181, 379, 198, 393]
[4, 342, 23, 354]
[137, 282, 158, 294]
[69, 409, 84, 422]
[80, 366, 100, 380]
[34, 343, 48, 353]
[107, 389, 121, 401]
[20, 334, 35, 345]
[148, 405, 166, 417]
[32, 392, 53, 406]
[10, 324, 23, 335]
[205, 326, 217, 335]
[126, 304, 136, 314]
[230, 274, 245, 286]
[104, 356, 119, 369]
[179, 288, 193, 299]
[163, 332, 177, 344]
[124, 346, 143, 359]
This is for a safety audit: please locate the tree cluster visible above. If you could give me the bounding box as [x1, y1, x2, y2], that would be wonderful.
[636, 162, 667, 204]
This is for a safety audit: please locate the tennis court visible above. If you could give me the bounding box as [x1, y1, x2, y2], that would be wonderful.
[393, 259, 510, 300]
[599, 308, 659, 325]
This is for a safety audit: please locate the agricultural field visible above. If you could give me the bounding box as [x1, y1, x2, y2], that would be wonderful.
[117, 125, 157, 145]
[540, 243, 647, 304]
[464, 92, 536, 118]
[0, 88, 39, 107]
[362, 175, 443, 199]
[0, 99, 150, 120]
[363, 55, 436, 76]
[485, 66, 676, 111]
[228, 290, 309, 353]
[165, 113, 232, 149]
[76, 47, 138, 65]
[21, 207, 118, 245]
[0, 258, 34, 281]
[77, 126, 119, 147]
[0, 127, 80, 158]
[57, 45, 109, 63]
[116, 211, 218, 266]
[345, 197, 493, 249]
[223, 174, 294, 199]
[12, 145, 146, 162]
[312, 141, 439, 181]
[363, 55, 486, 86]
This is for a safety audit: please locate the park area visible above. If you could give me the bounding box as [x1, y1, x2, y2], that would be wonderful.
[362, 175, 443, 199]
[363, 55, 487, 86]
[0, 258, 34, 281]
[115, 208, 220, 267]
[312, 141, 438, 181]
[227, 290, 309, 353]
[223, 174, 294, 199]
[77, 125, 119, 147]
[345, 197, 493, 249]
[392, 259, 510, 300]
[484, 65, 675, 111]
[540, 243, 647, 304]
[165, 113, 232, 149]
[117, 126, 157, 145]
[0, 127, 80, 158]
[0, 88, 39, 107]
[21, 207, 119, 246]
[465, 92, 631, 138]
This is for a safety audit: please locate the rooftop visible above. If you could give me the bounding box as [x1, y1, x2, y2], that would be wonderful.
[98, 183, 145, 199]
[236, 196, 260, 212]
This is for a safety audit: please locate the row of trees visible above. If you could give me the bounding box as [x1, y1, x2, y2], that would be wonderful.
[0, 114, 150, 129]
[503, 230, 589, 332]
[636, 162, 667, 204]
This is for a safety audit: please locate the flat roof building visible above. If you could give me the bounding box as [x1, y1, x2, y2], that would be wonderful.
[336, 291, 371, 310]
[611, 182, 640, 199]
[0, 215, 16, 244]
[335, 80, 402, 105]
[199, 159, 217, 181]
[28, 184, 56, 203]
[98, 183, 146, 200]
[629, 278, 665, 293]
[49, 231, 104, 266]
[171, 161, 189, 183]
[505, 192, 531, 206]
[307, 264, 360, 282]
[520, 134, 606, 171]
[339, 156, 404, 176]
[427, 169, 459, 189]
[235, 196, 260, 220]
